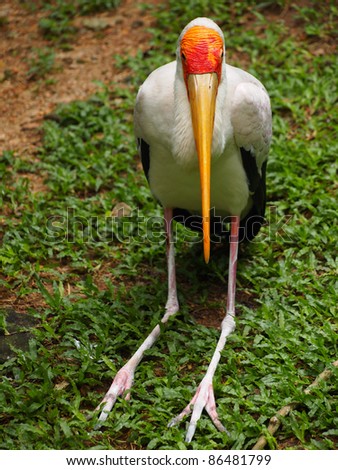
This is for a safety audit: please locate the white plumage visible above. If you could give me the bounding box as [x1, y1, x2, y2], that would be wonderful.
[134, 18, 271, 218]
[97, 17, 272, 443]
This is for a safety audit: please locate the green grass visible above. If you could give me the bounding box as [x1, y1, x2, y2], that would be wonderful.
[26, 47, 57, 80]
[0, 0, 337, 450]
[23, 0, 121, 44]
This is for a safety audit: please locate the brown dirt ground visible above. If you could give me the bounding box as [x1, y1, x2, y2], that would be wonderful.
[1, 0, 335, 156]
[0, 0, 158, 314]
[0, 0, 158, 158]
[0, 0, 335, 324]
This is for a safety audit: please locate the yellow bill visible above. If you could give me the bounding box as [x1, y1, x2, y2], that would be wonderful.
[187, 73, 218, 263]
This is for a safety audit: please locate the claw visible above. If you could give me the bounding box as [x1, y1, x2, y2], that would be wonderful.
[168, 398, 196, 428]
[169, 378, 228, 442]
[96, 367, 134, 424]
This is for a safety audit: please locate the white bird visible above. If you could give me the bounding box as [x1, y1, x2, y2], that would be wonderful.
[97, 17, 272, 443]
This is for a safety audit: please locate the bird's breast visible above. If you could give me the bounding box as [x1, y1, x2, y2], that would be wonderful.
[148, 142, 250, 218]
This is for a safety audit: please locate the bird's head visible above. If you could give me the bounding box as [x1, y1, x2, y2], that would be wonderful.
[178, 18, 225, 263]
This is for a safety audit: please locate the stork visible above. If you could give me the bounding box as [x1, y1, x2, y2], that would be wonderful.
[97, 17, 272, 442]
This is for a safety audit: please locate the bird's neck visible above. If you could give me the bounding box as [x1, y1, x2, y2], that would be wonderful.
[172, 68, 228, 169]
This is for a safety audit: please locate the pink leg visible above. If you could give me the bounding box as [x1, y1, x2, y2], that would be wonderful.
[169, 216, 240, 442]
[96, 208, 179, 423]
[164, 208, 179, 318]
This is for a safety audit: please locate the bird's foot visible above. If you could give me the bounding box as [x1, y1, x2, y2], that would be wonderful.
[168, 376, 228, 443]
[95, 365, 134, 425]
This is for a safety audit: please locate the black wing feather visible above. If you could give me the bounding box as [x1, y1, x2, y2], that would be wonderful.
[138, 138, 150, 181]
[240, 147, 261, 194]
[235, 148, 267, 241]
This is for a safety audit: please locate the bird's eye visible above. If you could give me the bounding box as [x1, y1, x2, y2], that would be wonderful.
[181, 52, 186, 61]
[220, 50, 224, 58]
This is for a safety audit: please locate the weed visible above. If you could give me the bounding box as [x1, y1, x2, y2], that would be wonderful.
[26, 48, 56, 80]
[0, 0, 337, 451]
[38, 0, 121, 43]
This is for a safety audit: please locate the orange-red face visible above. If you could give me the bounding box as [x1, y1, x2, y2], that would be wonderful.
[180, 25, 224, 85]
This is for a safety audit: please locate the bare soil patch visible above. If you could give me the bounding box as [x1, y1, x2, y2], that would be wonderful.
[0, 0, 157, 156]
[0, 0, 158, 318]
